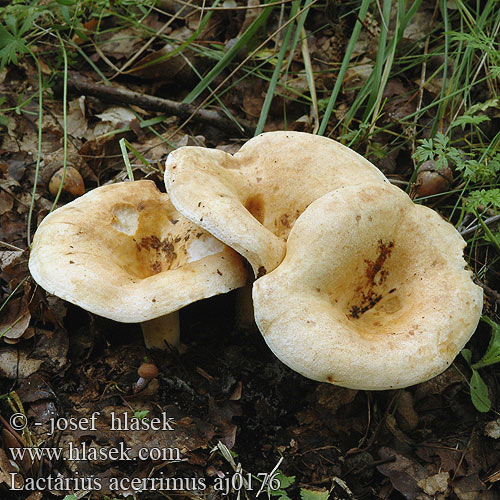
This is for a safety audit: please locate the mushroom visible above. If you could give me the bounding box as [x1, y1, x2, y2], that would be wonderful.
[252, 182, 483, 390]
[164, 131, 388, 276]
[29, 180, 247, 349]
[134, 362, 159, 393]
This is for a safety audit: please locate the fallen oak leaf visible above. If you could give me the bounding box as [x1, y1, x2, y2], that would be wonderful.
[0, 286, 31, 342]
[377, 447, 432, 500]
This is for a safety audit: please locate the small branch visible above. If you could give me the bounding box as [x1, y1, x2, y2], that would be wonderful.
[478, 281, 500, 305]
[0, 241, 24, 251]
[56, 73, 252, 136]
[460, 214, 500, 239]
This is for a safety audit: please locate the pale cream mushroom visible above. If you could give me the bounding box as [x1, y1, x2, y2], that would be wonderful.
[164, 131, 388, 276]
[29, 180, 247, 349]
[252, 183, 483, 390]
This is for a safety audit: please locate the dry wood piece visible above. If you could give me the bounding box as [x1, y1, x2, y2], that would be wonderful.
[58, 73, 252, 135]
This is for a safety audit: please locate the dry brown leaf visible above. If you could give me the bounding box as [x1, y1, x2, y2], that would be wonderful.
[416, 443, 464, 477]
[0, 293, 31, 341]
[0, 189, 14, 215]
[396, 390, 419, 432]
[417, 471, 449, 495]
[98, 27, 145, 60]
[315, 384, 358, 414]
[208, 397, 242, 449]
[0, 349, 43, 379]
[485, 419, 500, 439]
[127, 45, 195, 83]
[377, 447, 432, 500]
[64, 97, 89, 138]
[0, 448, 24, 488]
[453, 474, 494, 500]
[72, 18, 99, 46]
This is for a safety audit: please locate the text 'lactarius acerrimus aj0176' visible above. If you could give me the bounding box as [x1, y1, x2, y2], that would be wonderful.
[253, 183, 483, 390]
[28, 180, 247, 349]
[164, 131, 388, 277]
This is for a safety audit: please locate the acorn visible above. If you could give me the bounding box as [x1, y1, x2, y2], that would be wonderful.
[413, 160, 453, 198]
[49, 166, 85, 198]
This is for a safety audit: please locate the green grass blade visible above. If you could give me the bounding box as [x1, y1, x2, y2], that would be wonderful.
[254, 0, 300, 135]
[119, 138, 135, 181]
[317, 0, 371, 136]
[26, 52, 43, 247]
[184, 2, 275, 105]
[122, 0, 222, 77]
[50, 32, 69, 211]
[365, 0, 392, 117]
[342, 0, 424, 142]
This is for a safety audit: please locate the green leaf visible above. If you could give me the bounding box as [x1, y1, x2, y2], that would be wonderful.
[58, 5, 72, 24]
[19, 10, 40, 38]
[63, 495, 78, 500]
[461, 348, 472, 366]
[458, 157, 500, 183]
[454, 114, 490, 130]
[300, 488, 330, 500]
[56, 0, 77, 5]
[462, 98, 499, 116]
[451, 99, 498, 130]
[473, 317, 500, 369]
[269, 472, 295, 497]
[491, 66, 500, 78]
[72, 27, 89, 43]
[274, 472, 295, 489]
[4, 15, 18, 35]
[271, 491, 291, 498]
[0, 114, 10, 127]
[466, 189, 500, 212]
[0, 24, 29, 69]
[134, 410, 149, 419]
[470, 369, 491, 413]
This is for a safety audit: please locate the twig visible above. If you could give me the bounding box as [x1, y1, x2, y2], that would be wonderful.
[478, 281, 500, 305]
[57, 73, 252, 136]
[460, 214, 500, 239]
[388, 178, 409, 187]
[301, 26, 319, 133]
[451, 430, 474, 483]
[0, 241, 24, 252]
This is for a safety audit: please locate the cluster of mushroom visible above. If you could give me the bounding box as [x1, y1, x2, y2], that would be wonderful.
[29, 131, 483, 390]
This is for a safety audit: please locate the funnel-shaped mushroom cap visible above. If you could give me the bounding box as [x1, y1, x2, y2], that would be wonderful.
[165, 131, 388, 275]
[29, 180, 247, 322]
[253, 183, 483, 390]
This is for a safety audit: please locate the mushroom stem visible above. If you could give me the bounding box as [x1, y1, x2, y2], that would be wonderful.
[235, 284, 255, 329]
[141, 312, 180, 349]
